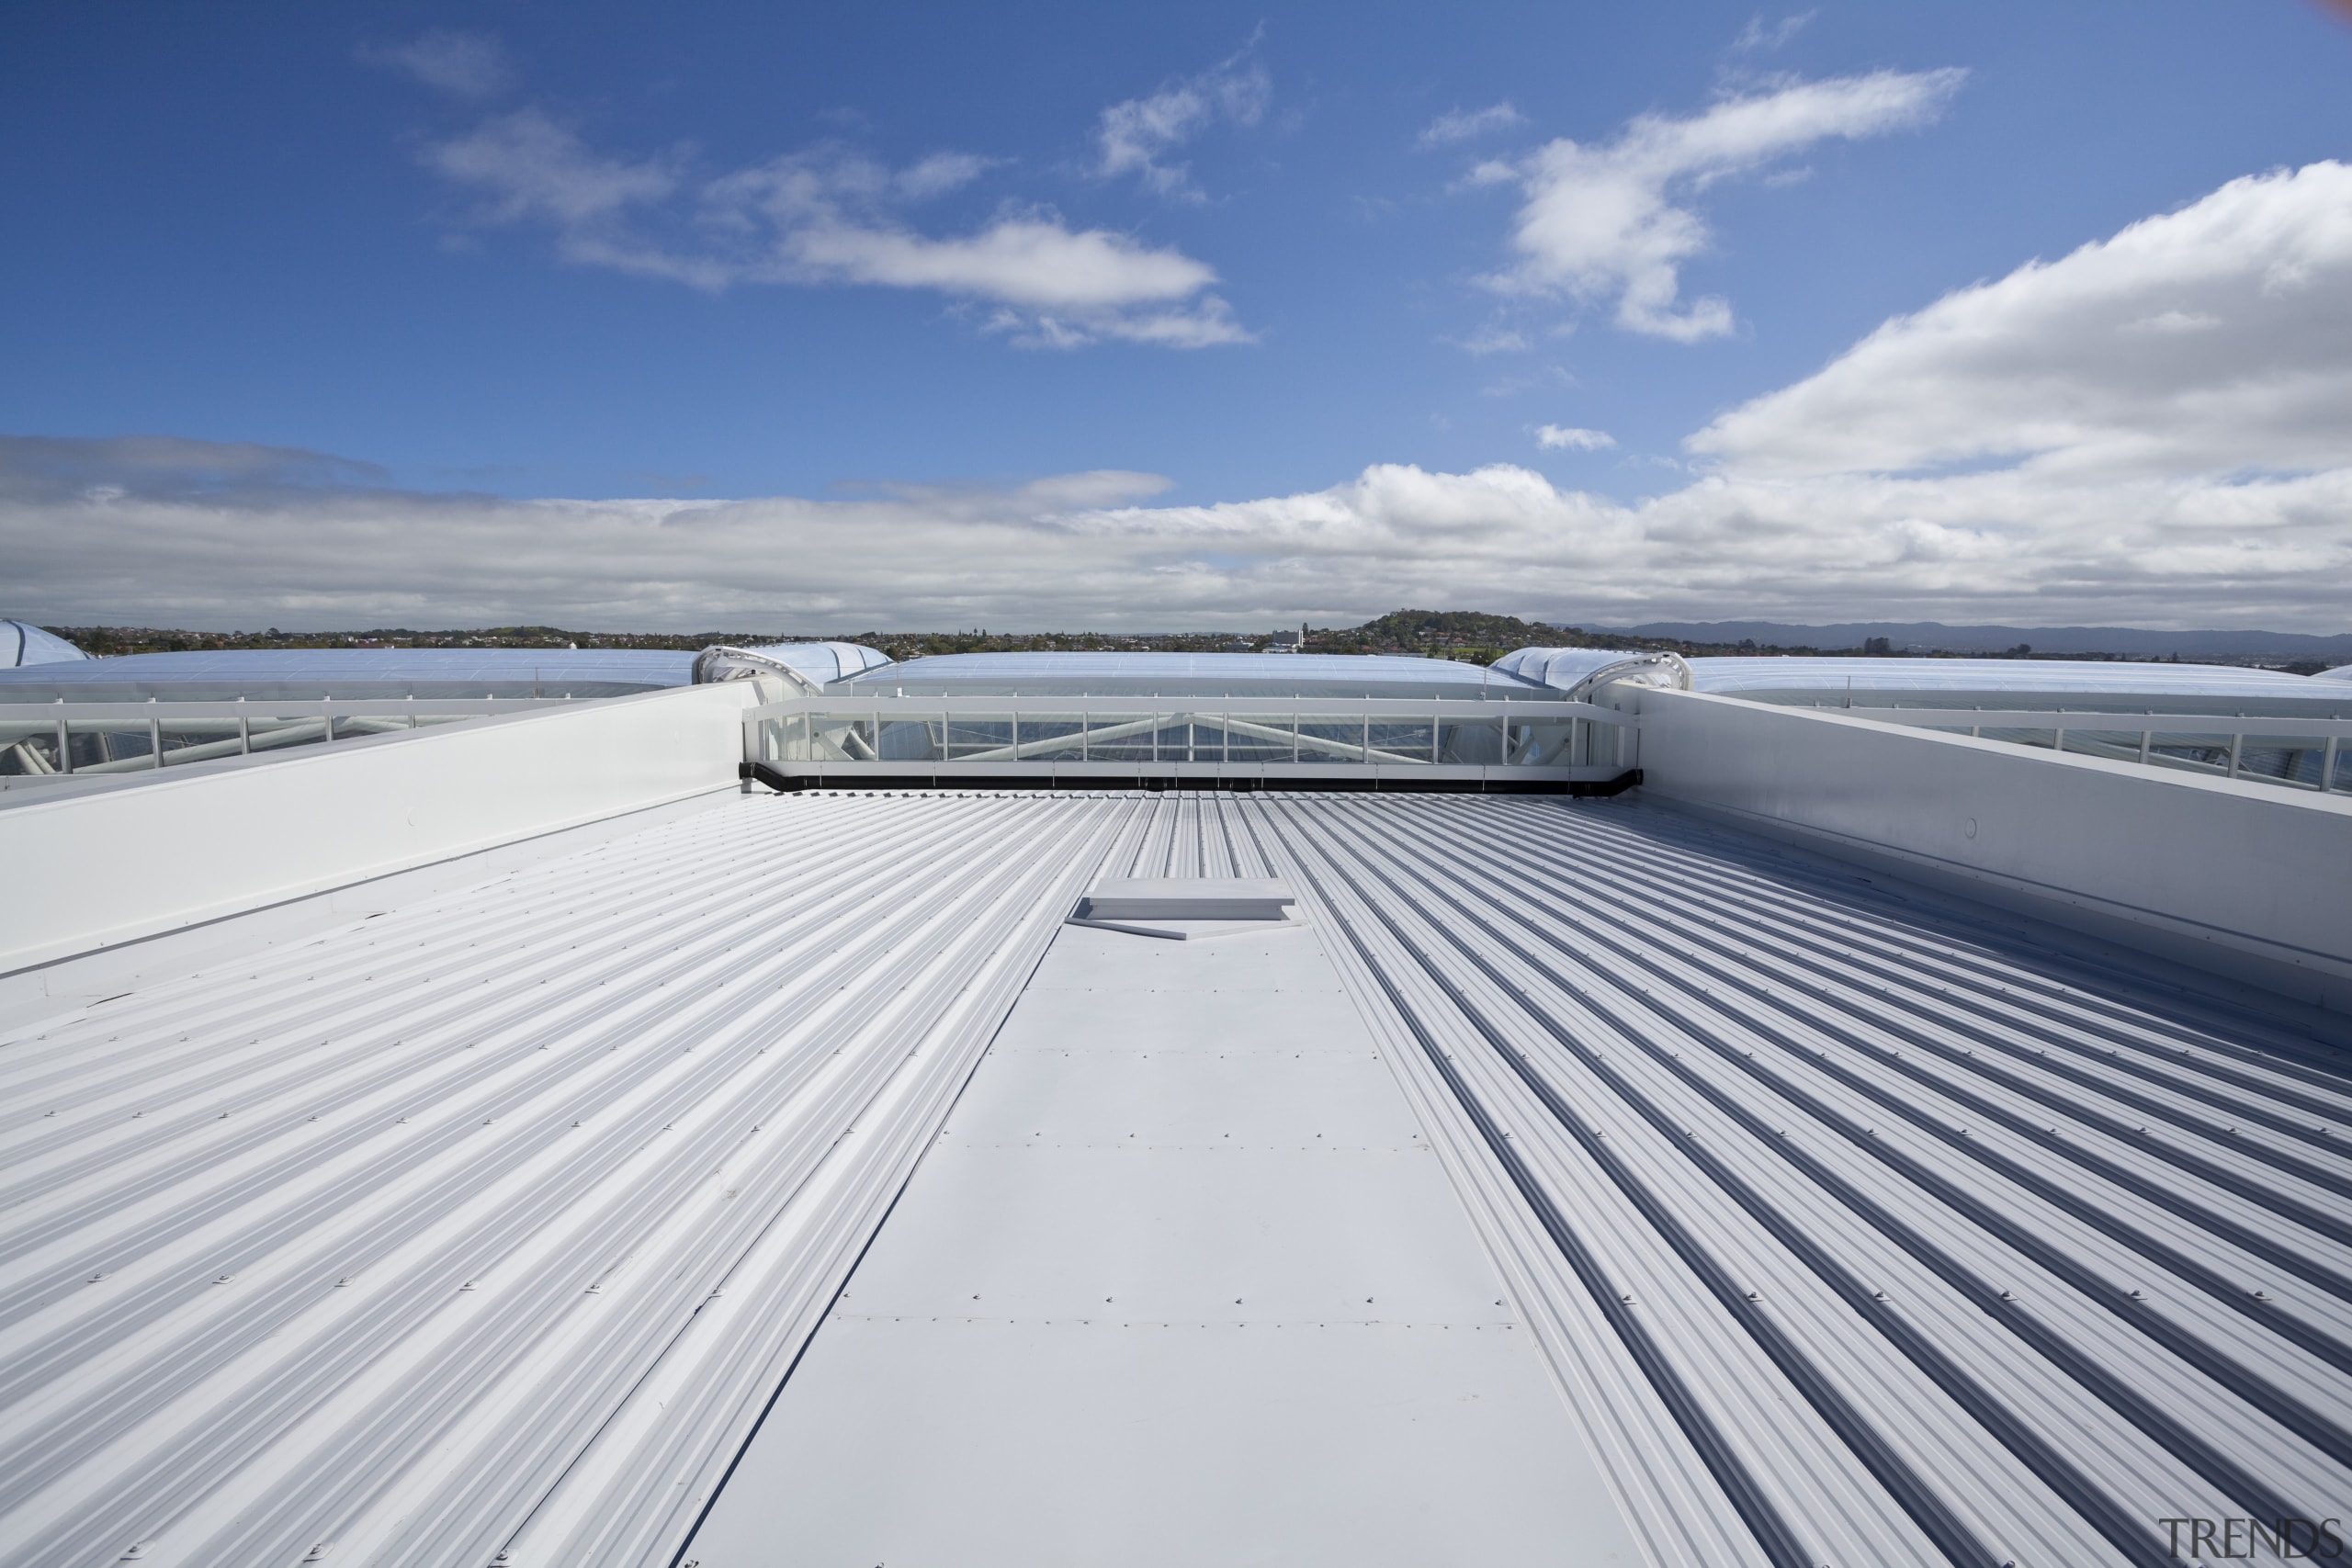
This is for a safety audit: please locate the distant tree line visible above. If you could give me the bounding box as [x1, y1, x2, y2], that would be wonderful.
[37, 613, 2316, 671]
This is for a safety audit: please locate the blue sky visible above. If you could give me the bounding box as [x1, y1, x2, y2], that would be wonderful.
[5, 2, 2351, 631]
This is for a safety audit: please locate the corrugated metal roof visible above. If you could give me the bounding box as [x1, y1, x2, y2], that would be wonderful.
[6, 790, 2346, 1567]
[1253, 793, 2352, 1568]
[0, 793, 1144, 1568]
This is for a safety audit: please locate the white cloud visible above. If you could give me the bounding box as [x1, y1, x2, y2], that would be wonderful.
[1689, 162, 2352, 477]
[17, 165, 2351, 632]
[1733, 12, 1816, 52]
[894, 152, 998, 201]
[424, 116, 1248, 346]
[1480, 70, 1964, 340]
[1447, 325, 1531, 355]
[361, 28, 509, 98]
[13, 446, 2346, 633]
[1419, 102, 1526, 149]
[1095, 44, 1272, 200]
[1537, 425, 1615, 451]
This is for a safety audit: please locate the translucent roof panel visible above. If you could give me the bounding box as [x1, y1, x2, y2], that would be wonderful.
[833, 650, 1551, 699]
[2, 619, 87, 667]
[0, 647, 695, 701]
[1688, 655, 2347, 714]
[720, 641, 893, 686]
[1489, 647, 1645, 689]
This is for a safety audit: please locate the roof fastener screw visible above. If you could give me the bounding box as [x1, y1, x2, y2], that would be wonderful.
[1999, 1290, 2016, 1301]
[2253, 1290, 2271, 1302]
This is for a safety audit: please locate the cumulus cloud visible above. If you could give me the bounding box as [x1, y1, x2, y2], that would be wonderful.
[13, 164, 2350, 632]
[1419, 102, 1526, 148]
[1690, 161, 2352, 477]
[423, 114, 1247, 346]
[1094, 42, 1272, 200]
[360, 28, 510, 98]
[1476, 70, 1963, 340]
[1536, 425, 1615, 451]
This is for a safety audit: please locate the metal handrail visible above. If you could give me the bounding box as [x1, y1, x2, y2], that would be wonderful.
[741, 694, 1622, 718]
[741, 694, 1637, 776]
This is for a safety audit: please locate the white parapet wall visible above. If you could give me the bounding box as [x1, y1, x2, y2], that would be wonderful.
[0, 682, 759, 976]
[1632, 686, 2352, 1013]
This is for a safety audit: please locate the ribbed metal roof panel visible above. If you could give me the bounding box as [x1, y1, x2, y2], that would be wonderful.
[6, 790, 2346, 1567]
[1250, 793, 2352, 1568]
[0, 792, 1156, 1568]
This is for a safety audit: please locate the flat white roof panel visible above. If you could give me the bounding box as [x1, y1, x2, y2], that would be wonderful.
[688, 918, 1645, 1565]
[691, 1317, 1636, 1568]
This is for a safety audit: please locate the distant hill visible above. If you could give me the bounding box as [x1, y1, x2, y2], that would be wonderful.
[1606, 620, 2352, 661]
